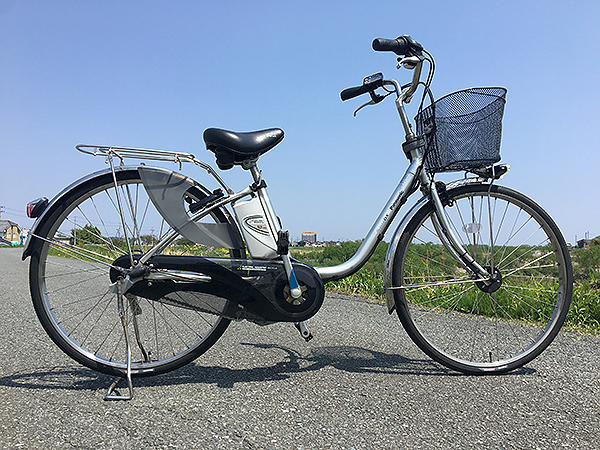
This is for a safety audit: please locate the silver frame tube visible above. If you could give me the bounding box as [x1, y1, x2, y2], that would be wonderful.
[72, 58, 486, 292]
[316, 150, 423, 282]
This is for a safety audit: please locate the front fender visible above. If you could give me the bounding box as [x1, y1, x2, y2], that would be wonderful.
[383, 177, 487, 313]
[383, 194, 429, 313]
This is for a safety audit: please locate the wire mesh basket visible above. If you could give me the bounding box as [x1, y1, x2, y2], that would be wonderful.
[415, 87, 507, 173]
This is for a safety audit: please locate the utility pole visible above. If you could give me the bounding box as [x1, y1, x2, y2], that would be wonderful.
[0, 205, 4, 219]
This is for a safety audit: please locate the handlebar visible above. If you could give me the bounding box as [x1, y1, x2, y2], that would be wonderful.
[340, 35, 430, 139]
[340, 34, 425, 104]
[372, 35, 423, 56]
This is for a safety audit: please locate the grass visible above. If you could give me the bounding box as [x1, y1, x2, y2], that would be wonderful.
[292, 242, 387, 299]
[291, 242, 600, 335]
[46, 241, 231, 261]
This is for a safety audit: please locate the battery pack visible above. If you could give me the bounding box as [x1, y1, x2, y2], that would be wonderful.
[232, 196, 278, 259]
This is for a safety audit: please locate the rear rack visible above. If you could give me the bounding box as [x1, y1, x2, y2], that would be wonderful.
[76, 144, 233, 194]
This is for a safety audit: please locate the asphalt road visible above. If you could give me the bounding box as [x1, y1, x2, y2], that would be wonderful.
[1, 247, 599, 449]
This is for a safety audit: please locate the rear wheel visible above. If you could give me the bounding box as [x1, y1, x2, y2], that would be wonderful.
[393, 183, 572, 374]
[29, 168, 244, 377]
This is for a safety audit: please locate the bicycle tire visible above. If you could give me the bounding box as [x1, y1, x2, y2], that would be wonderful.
[392, 183, 572, 374]
[28, 167, 245, 377]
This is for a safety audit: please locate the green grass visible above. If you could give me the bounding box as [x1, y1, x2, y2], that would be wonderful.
[46, 241, 232, 262]
[291, 242, 600, 335]
[291, 241, 387, 299]
[566, 244, 600, 332]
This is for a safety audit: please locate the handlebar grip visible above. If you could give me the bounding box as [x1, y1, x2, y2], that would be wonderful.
[340, 75, 384, 101]
[372, 38, 408, 54]
[372, 35, 423, 56]
[341, 85, 369, 101]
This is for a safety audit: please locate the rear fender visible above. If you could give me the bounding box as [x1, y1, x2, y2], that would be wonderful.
[22, 166, 140, 260]
[22, 166, 242, 260]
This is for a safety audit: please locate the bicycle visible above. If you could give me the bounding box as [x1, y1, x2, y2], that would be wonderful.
[23, 35, 573, 399]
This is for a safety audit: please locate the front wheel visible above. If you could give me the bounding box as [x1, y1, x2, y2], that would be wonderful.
[393, 183, 572, 374]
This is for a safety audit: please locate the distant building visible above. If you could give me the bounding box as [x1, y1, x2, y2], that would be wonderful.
[20, 229, 30, 245]
[302, 232, 317, 244]
[0, 220, 21, 245]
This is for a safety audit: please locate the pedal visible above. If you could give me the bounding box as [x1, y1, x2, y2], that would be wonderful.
[294, 321, 313, 342]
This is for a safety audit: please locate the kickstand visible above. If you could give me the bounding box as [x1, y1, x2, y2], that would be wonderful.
[105, 373, 133, 401]
[104, 278, 134, 401]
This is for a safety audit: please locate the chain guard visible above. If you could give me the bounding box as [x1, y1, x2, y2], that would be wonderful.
[111, 255, 325, 324]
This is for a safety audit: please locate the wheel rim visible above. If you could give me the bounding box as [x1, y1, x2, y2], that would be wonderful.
[33, 171, 239, 375]
[397, 186, 571, 371]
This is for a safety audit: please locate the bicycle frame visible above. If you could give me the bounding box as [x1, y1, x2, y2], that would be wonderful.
[69, 145, 426, 281]
[25, 52, 495, 308]
[68, 55, 493, 294]
[316, 145, 424, 282]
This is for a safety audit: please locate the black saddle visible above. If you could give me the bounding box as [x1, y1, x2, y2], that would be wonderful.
[203, 128, 284, 170]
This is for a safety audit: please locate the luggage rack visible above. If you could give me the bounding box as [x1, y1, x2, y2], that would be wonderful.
[76, 144, 233, 194]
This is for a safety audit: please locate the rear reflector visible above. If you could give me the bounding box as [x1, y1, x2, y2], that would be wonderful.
[27, 198, 48, 218]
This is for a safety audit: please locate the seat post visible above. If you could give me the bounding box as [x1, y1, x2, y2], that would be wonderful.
[246, 162, 278, 245]
[246, 160, 262, 183]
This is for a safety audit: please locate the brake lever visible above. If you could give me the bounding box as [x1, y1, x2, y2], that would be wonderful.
[397, 55, 424, 70]
[353, 99, 377, 116]
[369, 91, 385, 104]
[353, 91, 391, 116]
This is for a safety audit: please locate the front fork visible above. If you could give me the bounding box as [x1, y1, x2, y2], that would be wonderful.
[425, 176, 494, 283]
[405, 135, 492, 282]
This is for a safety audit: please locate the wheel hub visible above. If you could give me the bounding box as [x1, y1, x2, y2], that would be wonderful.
[475, 266, 503, 293]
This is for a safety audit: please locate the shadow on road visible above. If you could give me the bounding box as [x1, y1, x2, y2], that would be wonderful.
[0, 343, 536, 393]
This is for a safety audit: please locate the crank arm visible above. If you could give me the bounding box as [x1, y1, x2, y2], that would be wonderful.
[294, 321, 313, 342]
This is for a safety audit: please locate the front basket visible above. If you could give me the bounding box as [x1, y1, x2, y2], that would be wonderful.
[416, 87, 507, 173]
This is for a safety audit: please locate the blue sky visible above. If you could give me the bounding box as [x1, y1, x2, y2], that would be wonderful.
[1, 1, 598, 244]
